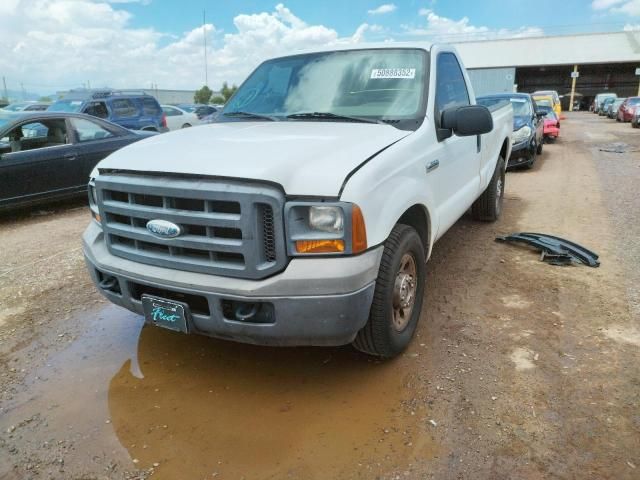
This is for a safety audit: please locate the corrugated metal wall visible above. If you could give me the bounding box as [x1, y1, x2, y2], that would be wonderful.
[467, 68, 516, 96]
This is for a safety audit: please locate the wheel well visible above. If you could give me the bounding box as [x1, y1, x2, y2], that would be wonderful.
[500, 138, 509, 160]
[397, 205, 430, 255]
[142, 126, 158, 132]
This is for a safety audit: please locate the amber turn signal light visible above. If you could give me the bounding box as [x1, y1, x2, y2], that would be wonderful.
[351, 205, 367, 253]
[295, 239, 345, 254]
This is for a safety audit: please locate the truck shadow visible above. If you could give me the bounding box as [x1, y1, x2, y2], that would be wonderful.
[0, 197, 87, 225]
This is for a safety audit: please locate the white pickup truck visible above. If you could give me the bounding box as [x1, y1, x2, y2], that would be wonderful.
[83, 43, 512, 357]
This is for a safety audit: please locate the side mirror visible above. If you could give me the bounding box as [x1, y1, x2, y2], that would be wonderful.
[439, 105, 493, 141]
[535, 111, 546, 119]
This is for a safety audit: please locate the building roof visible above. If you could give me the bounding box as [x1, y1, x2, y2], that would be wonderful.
[453, 31, 640, 69]
[287, 32, 637, 70]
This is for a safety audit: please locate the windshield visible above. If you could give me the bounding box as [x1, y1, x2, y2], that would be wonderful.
[0, 113, 16, 129]
[223, 48, 429, 130]
[598, 94, 616, 103]
[49, 99, 84, 112]
[538, 106, 556, 119]
[3, 103, 29, 112]
[478, 96, 531, 117]
[629, 98, 640, 105]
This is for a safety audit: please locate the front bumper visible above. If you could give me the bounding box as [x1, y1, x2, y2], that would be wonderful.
[620, 111, 634, 122]
[507, 139, 534, 167]
[83, 222, 381, 347]
[543, 125, 559, 138]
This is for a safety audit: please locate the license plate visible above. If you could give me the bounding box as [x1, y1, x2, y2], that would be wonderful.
[141, 295, 190, 333]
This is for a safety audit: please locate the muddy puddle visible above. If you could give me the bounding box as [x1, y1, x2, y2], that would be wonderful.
[1, 305, 437, 479]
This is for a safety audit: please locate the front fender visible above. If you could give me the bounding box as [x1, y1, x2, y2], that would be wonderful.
[340, 134, 438, 258]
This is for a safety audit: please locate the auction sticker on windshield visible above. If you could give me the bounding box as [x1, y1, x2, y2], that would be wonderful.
[371, 68, 416, 79]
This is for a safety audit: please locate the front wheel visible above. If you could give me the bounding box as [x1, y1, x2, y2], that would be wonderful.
[353, 224, 426, 358]
[472, 156, 506, 222]
[524, 144, 537, 169]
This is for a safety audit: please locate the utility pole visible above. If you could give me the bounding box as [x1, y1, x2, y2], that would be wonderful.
[203, 9, 209, 87]
[2, 76, 8, 101]
[569, 65, 578, 112]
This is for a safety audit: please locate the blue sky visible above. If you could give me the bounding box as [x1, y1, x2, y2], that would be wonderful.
[1, 0, 638, 95]
[122, 0, 631, 40]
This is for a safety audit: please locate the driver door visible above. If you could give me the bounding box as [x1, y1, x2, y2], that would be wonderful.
[0, 118, 81, 208]
[428, 52, 481, 238]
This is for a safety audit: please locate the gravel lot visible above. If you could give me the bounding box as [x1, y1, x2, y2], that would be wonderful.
[0, 112, 638, 480]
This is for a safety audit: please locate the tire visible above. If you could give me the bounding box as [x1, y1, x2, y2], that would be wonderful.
[353, 224, 426, 358]
[472, 156, 505, 222]
[524, 143, 537, 169]
[182, 123, 192, 128]
[536, 139, 543, 155]
[633, 121, 638, 129]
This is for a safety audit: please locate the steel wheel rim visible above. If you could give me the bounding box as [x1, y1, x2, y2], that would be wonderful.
[392, 253, 417, 332]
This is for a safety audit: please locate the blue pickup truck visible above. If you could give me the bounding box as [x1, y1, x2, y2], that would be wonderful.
[49, 90, 168, 132]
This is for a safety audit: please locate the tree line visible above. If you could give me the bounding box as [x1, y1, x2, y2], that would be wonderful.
[194, 82, 238, 104]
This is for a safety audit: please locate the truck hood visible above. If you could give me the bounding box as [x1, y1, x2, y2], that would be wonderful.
[96, 121, 411, 196]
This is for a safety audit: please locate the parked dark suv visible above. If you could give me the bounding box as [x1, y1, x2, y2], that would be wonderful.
[49, 90, 168, 132]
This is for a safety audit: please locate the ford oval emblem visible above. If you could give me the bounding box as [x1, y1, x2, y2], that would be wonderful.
[146, 219, 183, 238]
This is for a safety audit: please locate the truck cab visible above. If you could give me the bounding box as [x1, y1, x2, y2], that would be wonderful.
[83, 44, 512, 357]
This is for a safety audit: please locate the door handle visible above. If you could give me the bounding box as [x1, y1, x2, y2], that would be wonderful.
[63, 152, 77, 161]
[426, 159, 440, 173]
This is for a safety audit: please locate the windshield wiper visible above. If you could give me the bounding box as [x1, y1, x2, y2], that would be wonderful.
[286, 112, 384, 125]
[222, 111, 278, 121]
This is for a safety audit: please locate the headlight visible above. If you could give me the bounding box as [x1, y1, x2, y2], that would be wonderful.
[511, 125, 531, 143]
[285, 202, 367, 255]
[309, 206, 344, 234]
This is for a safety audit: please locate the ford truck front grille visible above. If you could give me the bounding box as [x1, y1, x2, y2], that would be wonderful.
[95, 174, 286, 280]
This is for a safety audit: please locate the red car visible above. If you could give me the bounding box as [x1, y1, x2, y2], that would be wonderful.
[617, 96, 640, 122]
[540, 107, 560, 142]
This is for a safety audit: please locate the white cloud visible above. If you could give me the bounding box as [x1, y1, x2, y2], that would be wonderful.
[592, 0, 640, 15]
[404, 9, 543, 41]
[368, 4, 397, 15]
[0, 1, 375, 95]
[107, 0, 152, 4]
[592, 0, 625, 10]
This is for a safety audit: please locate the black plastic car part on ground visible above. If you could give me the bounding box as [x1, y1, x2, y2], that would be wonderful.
[495, 232, 600, 267]
[0, 112, 155, 211]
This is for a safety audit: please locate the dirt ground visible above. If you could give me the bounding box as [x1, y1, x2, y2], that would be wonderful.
[0, 112, 638, 480]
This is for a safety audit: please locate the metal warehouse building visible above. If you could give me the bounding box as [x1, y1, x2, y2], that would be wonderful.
[453, 31, 640, 110]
